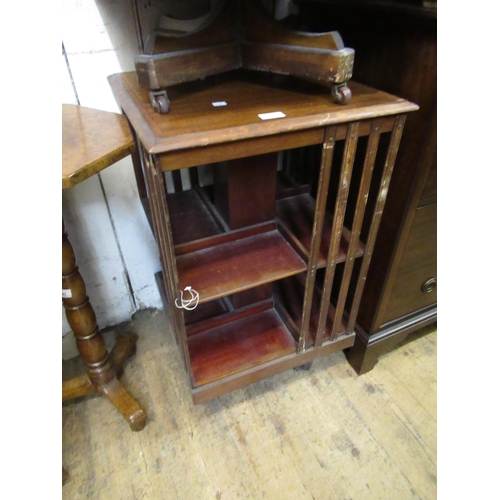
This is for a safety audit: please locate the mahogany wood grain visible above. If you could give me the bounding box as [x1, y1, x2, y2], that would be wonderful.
[62, 105, 135, 189]
[135, 0, 354, 104]
[330, 120, 382, 339]
[176, 229, 307, 304]
[108, 71, 417, 155]
[174, 221, 276, 256]
[316, 122, 359, 346]
[158, 118, 396, 171]
[377, 203, 436, 323]
[345, 306, 436, 374]
[159, 128, 323, 171]
[274, 273, 347, 347]
[214, 153, 278, 230]
[276, 193, 365, 268]
[136, 43, 240, 90]
[141, 145, 185, 353]
[347, 115, 406, 333]
[167, 188, 222, 245]
[297, 126, 336, 352]
[188, 307, 296, 387]
[240, 41, 353, 84]
[194, 185, 230, 233]
[231, 284, 274, 310]
[419, 157, 437, 206]
[191, 332, 355, 404]
[186, 300, 273, 338]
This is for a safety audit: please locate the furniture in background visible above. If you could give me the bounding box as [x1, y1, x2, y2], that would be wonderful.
[109, 68, 417, 403]
[62, 104, 147, 431]
[299, 0, 437, 373]
[134, 0, 354, 113]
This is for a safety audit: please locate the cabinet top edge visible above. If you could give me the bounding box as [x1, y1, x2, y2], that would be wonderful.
[108, 71, 418, 155]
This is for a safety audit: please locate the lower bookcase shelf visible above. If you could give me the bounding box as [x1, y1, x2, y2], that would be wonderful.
[155, 270, 356, 403]
[187, 300, 296, 387]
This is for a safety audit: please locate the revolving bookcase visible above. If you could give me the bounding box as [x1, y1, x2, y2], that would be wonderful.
[109, 69, 417, 403]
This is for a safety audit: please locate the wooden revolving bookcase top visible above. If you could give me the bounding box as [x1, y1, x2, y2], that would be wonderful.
[135, 0, 355, 113]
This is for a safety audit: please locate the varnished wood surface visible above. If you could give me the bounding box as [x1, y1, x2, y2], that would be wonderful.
[62, 309, 437, 499]
[108, 70, 418, 155]
[167, 188, 222, 245]
[276, 193, 364, 267]
[62, 104, 135, 189]
[188, 306, 297, 387]
[176, 228, 307, 304]
[273, 273, 347, 346]
[378, 203, 437, 324]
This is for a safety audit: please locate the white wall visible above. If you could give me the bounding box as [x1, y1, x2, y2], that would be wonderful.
[61, 0, 173, 335]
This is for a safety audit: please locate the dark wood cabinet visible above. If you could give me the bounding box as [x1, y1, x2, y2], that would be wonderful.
[302, 0, 437, 373]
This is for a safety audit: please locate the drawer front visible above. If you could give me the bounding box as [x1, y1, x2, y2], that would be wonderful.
[419, 155, 437, 206]
[380, 202, 437, 325]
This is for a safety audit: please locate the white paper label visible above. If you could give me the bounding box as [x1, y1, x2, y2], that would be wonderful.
[212, 101, 227, 107]
[258, 111, 286, 120]
[62, 289, 72, 299]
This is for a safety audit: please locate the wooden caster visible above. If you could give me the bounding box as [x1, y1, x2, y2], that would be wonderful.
[332, 83, 352, 105]
[150, 90, 170, 114]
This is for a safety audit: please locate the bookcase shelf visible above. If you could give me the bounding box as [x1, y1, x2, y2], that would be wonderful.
[187, 300, 296, 387]
[176, 224, 307, 304]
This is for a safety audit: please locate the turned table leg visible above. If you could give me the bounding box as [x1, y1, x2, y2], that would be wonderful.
[62, 220, 147, 431]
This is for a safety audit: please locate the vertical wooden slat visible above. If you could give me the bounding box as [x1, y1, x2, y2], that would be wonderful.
[347, 114, 407, 334]
[330, 119, 382, 340]
[140, 144, 191, 376]
[140, 146, 173, 319]
[315, 122, 359, 347]
[298, 126, 337, 353]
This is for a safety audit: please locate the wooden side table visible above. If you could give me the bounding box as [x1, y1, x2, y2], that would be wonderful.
[62, 104, 147, 432]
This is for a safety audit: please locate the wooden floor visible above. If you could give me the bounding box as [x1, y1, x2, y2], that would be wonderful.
[62, 309, 437, 500]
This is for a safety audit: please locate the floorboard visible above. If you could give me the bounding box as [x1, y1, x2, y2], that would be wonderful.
[62, 310, 437, 500]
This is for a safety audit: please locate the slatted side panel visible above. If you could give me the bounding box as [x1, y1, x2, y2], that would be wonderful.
[314, 121, 359, 347]
[330, 119, 382, 340]
[297, 126, 337, 352]
[294, 115, 407, 349]
[140, 143, 192, 378]
[347, 115, 406, 334]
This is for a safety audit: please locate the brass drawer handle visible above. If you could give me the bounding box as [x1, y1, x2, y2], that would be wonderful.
[421, 278, 436, 293]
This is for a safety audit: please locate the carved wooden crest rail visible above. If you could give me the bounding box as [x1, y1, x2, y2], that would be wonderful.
[135, 0, 355, 113]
